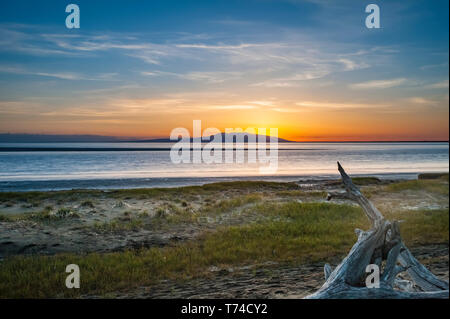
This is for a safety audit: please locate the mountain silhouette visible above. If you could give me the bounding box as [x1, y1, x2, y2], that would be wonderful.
[0, 133, 293, 143]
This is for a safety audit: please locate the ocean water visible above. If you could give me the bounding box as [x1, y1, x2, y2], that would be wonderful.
[0, 142, 448, 191]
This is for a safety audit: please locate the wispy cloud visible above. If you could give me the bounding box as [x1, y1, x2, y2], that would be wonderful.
[406, 96, 447, 106]
[211, 104, 258, 110]
[0, 65, 118, 81]
[0, 24, 391, 90]
[420, 62, 449, 70]
[175, 43, 260, 50]
[247, 101, 275, 106]
[425, 80, 449, 89]
[349, 78, 407, 89]
[141, 70, 243, 83]
[180, 71, 243, 83]
[296, 101, 390, 109]
[252, 69, 331, 87]
[338, 58, 369, 71]
[0, 66, 83, 80]
[0, 25, 83, 57]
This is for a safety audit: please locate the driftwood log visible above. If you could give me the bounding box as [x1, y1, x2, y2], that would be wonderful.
[306, 162, 449, 299]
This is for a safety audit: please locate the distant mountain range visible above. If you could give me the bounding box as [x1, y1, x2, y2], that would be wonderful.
[135, 133, 292, 143]
[2, 133, 446, 143]
[0, 134, 126, 143]
[0, 133, 293, 143]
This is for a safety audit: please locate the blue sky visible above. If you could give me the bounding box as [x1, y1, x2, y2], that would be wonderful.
[0, 0, 448, 140]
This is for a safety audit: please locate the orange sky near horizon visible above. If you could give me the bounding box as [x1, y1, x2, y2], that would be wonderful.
[2, 96, 448, 142]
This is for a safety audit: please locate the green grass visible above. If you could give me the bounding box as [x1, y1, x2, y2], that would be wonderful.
[274, 190, 326, 198]
[1, 202, 446, 298]
[0, 214, 12, 222]
[0, 175, 448, 298]
[0, 207, 80, 223]
[352, 177, 382, 185]
[418, 173, 449, 180]
[1, 177, 446, 205]
[198, 202, 369, 264]
[0, 181, 298, 204]
[0, 202, 361, 298]
[149, 194, 264, 225]
[384, 208, 449, 245]
[201, 194, 262, 215]
[383, 179, 449, 196]
[0, 189, 104, 203]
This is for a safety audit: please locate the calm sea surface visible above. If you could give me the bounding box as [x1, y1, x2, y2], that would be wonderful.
[0, 142, 448, 191]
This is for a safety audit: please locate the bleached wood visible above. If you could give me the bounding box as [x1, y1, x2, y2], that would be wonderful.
[398, 246, 449, 291]
[305, 162, 449, 299]
[324, 263, 332, 280]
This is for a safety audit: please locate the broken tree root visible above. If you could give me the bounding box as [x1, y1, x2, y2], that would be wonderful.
[306, 162, 449, 299]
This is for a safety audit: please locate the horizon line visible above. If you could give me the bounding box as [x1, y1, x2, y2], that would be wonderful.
[0, 132, 448, 143]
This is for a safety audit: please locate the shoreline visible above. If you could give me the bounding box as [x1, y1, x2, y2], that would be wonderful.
[1, 171, 449, 192]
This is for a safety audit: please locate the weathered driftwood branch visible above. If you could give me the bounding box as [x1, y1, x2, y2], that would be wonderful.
[306, 162, 449, 299]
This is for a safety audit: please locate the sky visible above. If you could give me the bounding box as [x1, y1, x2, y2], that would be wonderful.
[0, 0, 448, 141]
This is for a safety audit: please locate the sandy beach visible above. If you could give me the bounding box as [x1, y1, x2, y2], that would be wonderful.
[0, 173, 448, 298]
